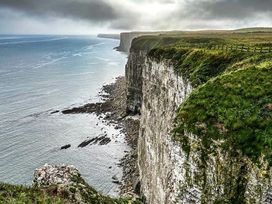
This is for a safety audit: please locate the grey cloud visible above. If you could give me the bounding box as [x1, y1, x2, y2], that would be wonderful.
[0, 0, 118, 22]
[0, 0, 271, 33]
[180, 0, 272, 20]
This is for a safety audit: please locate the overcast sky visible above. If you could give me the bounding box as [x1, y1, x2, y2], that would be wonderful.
[0, 0, 271, 34]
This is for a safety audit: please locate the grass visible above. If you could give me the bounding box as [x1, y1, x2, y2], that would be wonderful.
[132, 29, 272, 164]
[148, 48, 251, 87]
[171, 50, 272, 164]
[0, 183, 66, 203]
[130, 29, 272, 52]
[128, 28, 272, 203]
[0, 179, 142, 204]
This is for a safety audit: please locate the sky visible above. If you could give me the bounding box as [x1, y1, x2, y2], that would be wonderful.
[0, 0, 271, 34]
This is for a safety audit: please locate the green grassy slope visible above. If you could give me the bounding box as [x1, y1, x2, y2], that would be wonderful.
[0, 180, 141, 204]
[136, 29, 272, 165]
[131, 28, 272, 51]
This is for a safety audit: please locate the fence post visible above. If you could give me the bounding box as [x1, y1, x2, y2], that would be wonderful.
[260, 47, 263, 53]
[254, 47, 256, 53]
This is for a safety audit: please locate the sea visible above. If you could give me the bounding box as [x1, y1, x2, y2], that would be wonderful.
[0, 35, 128, 196]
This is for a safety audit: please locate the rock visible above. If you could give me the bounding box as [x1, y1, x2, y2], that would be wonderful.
[112, 180, 122, 185]
[78, 138, 96, 148]
[112, 175, 121, 185]
[33, 164, 79, 187]
[32, 164, 135, 203]
[51, 110, 60, 114]
[133, 179, 141, 195]
[78, 135, 111, 147]
[114, 125, 122, 130]
[99, 137, 111, 145]
[265, 103, 272, 110]
[60, 144, 71, 150]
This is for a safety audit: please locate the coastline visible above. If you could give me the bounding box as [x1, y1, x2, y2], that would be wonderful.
[62, 76, 140, 199]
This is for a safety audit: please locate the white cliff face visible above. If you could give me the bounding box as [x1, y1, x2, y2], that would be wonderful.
[126, 50, 146, 114]
[129, 56, 272, 204]
[138, 58, 193, 204]
[118, 33, 143, 53]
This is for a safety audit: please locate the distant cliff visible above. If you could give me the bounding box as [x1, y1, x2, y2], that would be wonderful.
[97, 33, 120, 40]
[117, 32, 162, 53]
[116, 33, 142, 53]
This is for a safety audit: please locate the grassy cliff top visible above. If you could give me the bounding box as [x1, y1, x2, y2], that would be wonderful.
[141, 33, 271, 165]
[130, 29, 272, 51]
[130, 28, 272, 165]
[174, 58, 272, 164]
[0, 176, 141, 204]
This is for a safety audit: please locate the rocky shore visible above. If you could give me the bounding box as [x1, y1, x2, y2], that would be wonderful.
[61, 76, 140, 199]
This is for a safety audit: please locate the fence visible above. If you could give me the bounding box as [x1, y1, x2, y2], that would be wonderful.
[181, 43, 272, 53]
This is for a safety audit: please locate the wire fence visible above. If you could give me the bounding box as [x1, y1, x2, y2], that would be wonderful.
[182, 43, 272, 53]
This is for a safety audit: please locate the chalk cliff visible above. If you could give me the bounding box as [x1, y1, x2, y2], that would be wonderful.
[125, 36, 272, 203]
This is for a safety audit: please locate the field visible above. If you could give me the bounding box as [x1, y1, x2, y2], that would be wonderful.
[131, 28, 272, 51]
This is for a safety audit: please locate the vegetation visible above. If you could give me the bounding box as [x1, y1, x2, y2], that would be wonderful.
[146, 45, 271, 166]
[0, 179, 141, 204]
[131, 29, 272, 51]
[135, 30, 271, 202]
[148, 48, 251, 87]
[0, 183, 66, 203]
[132, 29, 272, 165]
[175, 60, 271, 162]
[69, 174, 142, 204]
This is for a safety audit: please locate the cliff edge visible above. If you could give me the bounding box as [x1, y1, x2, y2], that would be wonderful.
[0, 164, 141, 203]
[125, 31, 272, 203]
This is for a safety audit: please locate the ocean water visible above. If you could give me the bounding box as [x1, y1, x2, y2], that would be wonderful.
[0, 35, 128, 196]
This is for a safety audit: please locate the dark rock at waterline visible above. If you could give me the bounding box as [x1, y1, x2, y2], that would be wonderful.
[78, 134, 111, 148]
[61, 80, 118, 116]
[114, 125, 122, 130]
[60, 144, 71, 150]
[112, 175, 121, 185]
[78, 138, 96, 148]
[99, 137, 111, 145]
[62, 101, 113, 115]
[51, 110, 60, 114]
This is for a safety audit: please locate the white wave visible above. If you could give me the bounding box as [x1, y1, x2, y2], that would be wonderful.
[95, 57, 110, 62]
[63, 71, 95, 77]
[0, 37, 68, 45]
[108, 62, 118, 66]
[32, 56, 67, 70]
[0, 36, 22, 40]
[73, 53, 82, 57]
[85, 42, 105, 50]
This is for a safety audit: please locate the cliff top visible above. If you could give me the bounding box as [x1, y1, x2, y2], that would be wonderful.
[130, 29, 272, 51]
[126, 29, 272, 166]
[0, 164, 141, 204]
[139, 33, 272, 166]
